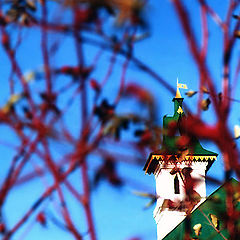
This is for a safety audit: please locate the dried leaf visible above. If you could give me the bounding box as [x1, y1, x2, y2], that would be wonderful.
[65, 0, 145, 26]
[26, 0, 37, 11]
[132, 191, 155, 198]
[193, 223, 202, 236]
[103, 116, 129, 140]
[94, 99, 115, 124]
[8, 94, 22, 104]
[179, 148, 189, 161]
[133, 191, 157, 209]
[233, 192, 240, 202]
[6, 10, 18, 22]
[113, 0, 145, 25]
[19, 12, 31, 26]
[201, 98, 211, 111]
[190, 190, 201, 203]
[2, 93, 23, 113]
[201, 86, 209, 94]
[234, 125, 240, 139]
[235, 30, 240, 38]
[161, 199, 176, 210]
[144, 199, 156, 209]
[24, 71, 35, 83]
[185, 90, 197, 97]
[209, 214, 219, 229]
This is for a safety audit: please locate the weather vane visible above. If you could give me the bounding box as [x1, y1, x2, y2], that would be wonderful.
[175, 78, 188, 98]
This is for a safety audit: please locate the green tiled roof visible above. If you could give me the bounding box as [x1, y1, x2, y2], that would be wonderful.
[163, 178, 240, 240]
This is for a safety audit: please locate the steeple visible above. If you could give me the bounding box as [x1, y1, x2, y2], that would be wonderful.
[143, 81, 218, 240]
[175, 78, 183, 98]
[172, 78, 186, 116]
[175, 87, 182, 98]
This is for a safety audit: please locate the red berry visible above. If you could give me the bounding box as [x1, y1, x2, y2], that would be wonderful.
[61, 66, 73, 74]
[37, 212, 46, 226]
[90, 79, 100, 92]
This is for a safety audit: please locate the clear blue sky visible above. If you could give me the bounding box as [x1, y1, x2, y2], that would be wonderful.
[0, 1, 239, 240]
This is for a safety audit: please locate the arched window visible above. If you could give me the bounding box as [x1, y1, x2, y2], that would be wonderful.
[174, 175, 180, 194]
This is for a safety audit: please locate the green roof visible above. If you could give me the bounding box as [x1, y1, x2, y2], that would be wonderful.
[163, 178, 240, 240]
[143, 97, 217, 174]
[162, 98, 217, 156]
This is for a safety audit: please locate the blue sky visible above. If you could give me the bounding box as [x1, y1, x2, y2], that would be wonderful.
[0, 1, 240, 240]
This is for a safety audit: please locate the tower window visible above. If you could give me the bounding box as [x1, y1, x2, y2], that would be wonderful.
[174, 175, 180, 194]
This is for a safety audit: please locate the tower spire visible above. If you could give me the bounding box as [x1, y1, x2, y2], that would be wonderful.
[175, 78, 187, 98]
[175, 78, 181, 98]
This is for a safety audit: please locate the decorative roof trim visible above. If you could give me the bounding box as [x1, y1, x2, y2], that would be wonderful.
[150, 154, 217, 162]
[144, 154, 217, 174]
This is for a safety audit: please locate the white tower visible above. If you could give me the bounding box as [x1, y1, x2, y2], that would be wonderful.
[143, 88, 217, 240]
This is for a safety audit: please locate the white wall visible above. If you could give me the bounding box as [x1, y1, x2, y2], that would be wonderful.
[154, 161, 208, 239]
